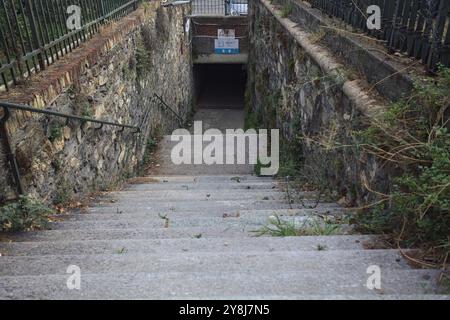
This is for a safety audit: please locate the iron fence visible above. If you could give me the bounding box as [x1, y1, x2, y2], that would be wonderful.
[304, 0, 450, 70]
[192, 0, 248, 16]
[0, 0, 139, 91]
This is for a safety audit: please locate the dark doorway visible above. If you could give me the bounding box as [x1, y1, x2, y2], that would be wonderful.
[194, 64, 247, 109]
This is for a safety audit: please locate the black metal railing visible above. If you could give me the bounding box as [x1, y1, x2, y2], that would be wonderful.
[152, 93, 184, 126]
[192, 0, 248, 16]
[304, 0, 450, 70]
[0, 0, 139, 91]
[0, 101, 140, 195]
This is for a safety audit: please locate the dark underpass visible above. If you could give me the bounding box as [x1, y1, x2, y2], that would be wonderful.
[194, 64, 247, 109]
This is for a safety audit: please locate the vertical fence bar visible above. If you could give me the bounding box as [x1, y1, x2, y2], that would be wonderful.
[24, 0, 46, 71]
[420, 0, 436, 64]
[406, 0, 420, 56]
[0, 0, 165, 92]
[427, 0, 449, 70]
[299, 0, 450, 68]
[441, 11, 450, 67]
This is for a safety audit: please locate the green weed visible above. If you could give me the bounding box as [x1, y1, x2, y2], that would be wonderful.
[0, 195, 53, 232]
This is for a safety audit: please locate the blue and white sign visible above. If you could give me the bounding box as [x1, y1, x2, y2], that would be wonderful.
[214, 38, 240, 54]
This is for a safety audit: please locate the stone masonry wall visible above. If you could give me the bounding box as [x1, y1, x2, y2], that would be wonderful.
[248, 0, 391, 206]
[0, 2, 193, 203]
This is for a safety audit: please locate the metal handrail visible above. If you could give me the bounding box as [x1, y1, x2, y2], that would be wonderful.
[0, 100, 140, 196]
[0, 101, 140, 133]
[153, 93, 184, 126]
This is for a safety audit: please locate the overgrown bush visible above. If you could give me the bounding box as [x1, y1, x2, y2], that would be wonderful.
[0, 195, 54, 232]
[278, 66, 449, 258]
[353, 66, 450, 253]
[53, 178, 74, 206]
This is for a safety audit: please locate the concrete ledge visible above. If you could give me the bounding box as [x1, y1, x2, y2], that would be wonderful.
[194, 53, 248, 64]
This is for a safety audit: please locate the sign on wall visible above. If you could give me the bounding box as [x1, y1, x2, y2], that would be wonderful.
[214, 38, 239, 54]
[215, 29, 239, 54]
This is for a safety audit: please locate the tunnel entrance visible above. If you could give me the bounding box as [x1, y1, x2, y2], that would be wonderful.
[194, 64, 247, 109]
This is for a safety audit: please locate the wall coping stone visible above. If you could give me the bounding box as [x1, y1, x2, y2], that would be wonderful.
[280, 0, 420, 102]
[260, 0, 385, 117]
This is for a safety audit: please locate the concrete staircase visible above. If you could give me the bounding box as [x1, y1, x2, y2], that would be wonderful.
[0, 109, 448, 300]
[0, 174, 448, 299]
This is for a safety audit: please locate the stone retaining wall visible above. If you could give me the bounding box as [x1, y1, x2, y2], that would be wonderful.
[0, 2, 193, 203]
[248, 0, 393, 205]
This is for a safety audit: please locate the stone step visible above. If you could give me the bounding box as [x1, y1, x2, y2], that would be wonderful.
[3, 226, 263, 242]
[89, 199, 341, 213]
[58, 208, 346, 221]
[0, 235, 377, 256]
[125, 181, 280, 191]
[0, 269, 442, 299]
[48, 214, 345, 231]
[86, 204, 343, 216]
[137, 175, 275, 183]
[0, 250, 415, 276]
[204, 294, 449, 300]
[99, 190, 289, 202]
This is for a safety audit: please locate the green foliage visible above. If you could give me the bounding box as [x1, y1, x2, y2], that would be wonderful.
[53, 178, 74, 206]
[115, 247, 128, 254]
[277, 137, 303, 177]
[136, 36, 151, 78]
[262, 90, 281, 129]
[48, 123, 63, 142]
[245, 112, 259, 131]
[0, 195, 53, 232]
[281, 2, 294, 18]
[252, 215, 341, 237]
[254, 15, 263, 34]
[254, 159, 263, 176]
[440, 277, 450, 294]
[253, 215, 299, 236]
[244, 81, 261, 131]
[144, 137, 158, 161]
[287, 58, 296, 81]
[305, 218, 342, 236]
[73, 94, 93, 118]
[276, 118, 304, 178]
[355, 66, 450, 250]
[140, 137, 158, 174]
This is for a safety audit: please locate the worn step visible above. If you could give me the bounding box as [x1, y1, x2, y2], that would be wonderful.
[48, 214, 346, 231]
[125, 181, 280, 191]
[58, 208, 346, 222]
[2, 226, 262, 242]
[99, 190, 289, 202]
[0, 235, 377, 256]
[135, 175, 275, 183]
[47, 217, 272, 230]
[86, 204, 343, 215]
[0, 269, 442, 299]
[0, 250, 415, 276]
[89, 199, 341, 213]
